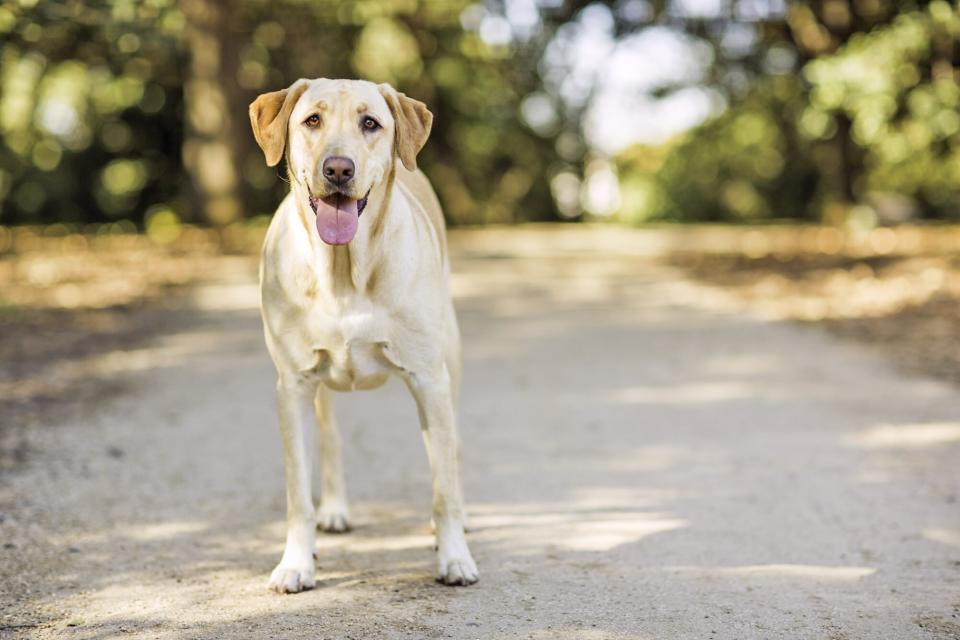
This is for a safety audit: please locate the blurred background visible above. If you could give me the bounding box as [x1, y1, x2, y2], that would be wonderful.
[6, 4, 960, 632]
[1, 0, 958, 230]
[2, 0, 960, 436]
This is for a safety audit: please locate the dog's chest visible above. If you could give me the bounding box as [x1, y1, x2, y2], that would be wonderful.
[301, 310, 396, 391]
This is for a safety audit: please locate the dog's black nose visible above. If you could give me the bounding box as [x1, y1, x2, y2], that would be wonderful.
[322, 156, 355, 186]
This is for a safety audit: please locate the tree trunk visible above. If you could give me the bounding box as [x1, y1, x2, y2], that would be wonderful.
[180, 0, 248, 226]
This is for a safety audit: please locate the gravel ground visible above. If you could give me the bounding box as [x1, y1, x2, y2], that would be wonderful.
[671, 251, 960, 385]
[1, 227, 959, 639]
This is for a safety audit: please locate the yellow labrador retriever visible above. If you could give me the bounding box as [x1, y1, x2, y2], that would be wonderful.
[248, 79, 476, 593]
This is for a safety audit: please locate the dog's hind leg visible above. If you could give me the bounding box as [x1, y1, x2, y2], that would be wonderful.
[314, 384, 351, 533]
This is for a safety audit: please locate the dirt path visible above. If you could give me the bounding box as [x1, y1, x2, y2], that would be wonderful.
[2, 229, 959, 639]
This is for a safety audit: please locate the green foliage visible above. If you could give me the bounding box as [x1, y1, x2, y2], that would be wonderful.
[0, 0, 563, 226]
[803, 1, 960, 217]
[4, 0, 960, 227]
[0, 0, 184, 226]
[617, 1, 960, 224]
[620, 76, 820, 223]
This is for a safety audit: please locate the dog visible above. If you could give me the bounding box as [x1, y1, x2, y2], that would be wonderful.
[248, 78, 477, 593]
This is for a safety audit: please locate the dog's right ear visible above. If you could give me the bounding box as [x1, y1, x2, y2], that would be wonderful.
[249, 79, 309, 167]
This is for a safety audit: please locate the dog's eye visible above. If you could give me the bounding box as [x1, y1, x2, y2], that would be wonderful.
[362, 116, 381, 131]
[303, 114, 320, 128]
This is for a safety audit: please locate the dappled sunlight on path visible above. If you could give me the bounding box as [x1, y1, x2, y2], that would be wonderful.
[2, 229, 958, 639]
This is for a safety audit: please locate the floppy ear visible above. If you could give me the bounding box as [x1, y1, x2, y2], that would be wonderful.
[378, 84, 433, 171]
[249, 79, 309, 167]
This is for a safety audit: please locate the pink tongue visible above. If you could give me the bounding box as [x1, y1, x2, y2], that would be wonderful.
[314, 195, 359, 245]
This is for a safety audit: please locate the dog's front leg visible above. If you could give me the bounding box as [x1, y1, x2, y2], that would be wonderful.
[269, 374, 317, 594]
[407, 367, 478, 586]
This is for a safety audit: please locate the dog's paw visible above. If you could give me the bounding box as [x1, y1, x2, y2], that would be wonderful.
[268, 563, 316, 594]
[436, 551, 478, 586]
[317, 503, 351, 533]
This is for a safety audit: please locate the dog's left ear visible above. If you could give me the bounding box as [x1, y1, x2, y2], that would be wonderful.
[249, 79, 309, 167]
[378, 84, 433, 171]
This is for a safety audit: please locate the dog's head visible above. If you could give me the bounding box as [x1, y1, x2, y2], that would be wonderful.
[249, 78, 432, 245]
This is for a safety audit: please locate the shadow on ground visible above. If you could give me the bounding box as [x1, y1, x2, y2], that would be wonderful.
[1, 239, 959, 639]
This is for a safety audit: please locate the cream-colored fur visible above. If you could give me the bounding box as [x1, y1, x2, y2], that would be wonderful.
[249, 78, 476, 593]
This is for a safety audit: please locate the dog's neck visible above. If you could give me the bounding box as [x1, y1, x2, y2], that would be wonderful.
[290, 161, 398, 300]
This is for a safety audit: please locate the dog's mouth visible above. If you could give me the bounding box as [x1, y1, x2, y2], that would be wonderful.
[307, 187, 369, 246]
